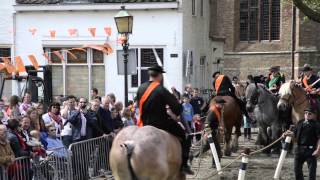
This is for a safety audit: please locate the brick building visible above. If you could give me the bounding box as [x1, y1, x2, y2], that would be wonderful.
[210, 0, 320, 80]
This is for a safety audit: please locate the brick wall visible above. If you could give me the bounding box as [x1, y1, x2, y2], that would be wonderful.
[218, 1, 320, 80]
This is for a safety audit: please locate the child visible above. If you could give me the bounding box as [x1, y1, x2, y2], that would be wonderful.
[27, 130, 46, 161]
[243, 115, 251, 141]
[122, 108, 135, 127]
[182, 94, 194, 131]
[193, 114, 203, 141]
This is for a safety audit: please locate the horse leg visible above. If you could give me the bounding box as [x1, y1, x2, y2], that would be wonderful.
[231, 125, 241, 153]
[270, 122, 281, 154]
[224, 129, 232, 156]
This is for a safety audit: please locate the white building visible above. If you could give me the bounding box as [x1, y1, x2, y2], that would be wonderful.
[11, 0, 223, 102]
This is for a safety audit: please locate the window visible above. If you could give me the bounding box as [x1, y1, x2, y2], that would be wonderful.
[131, 48, 163, 88]
[45, 47, 105, 98]
[192, 0, 196, 16]
[240, 0, 280, 41]
[200, 0, 204, 16]
[0, 48, 11, 60]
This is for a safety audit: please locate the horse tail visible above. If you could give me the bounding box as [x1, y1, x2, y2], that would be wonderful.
[120, 140, 139, 180]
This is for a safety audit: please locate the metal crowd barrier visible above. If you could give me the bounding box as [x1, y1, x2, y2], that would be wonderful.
[0, 156, 32, 180]
[1, 135, 114, 180]
[68, 135, 113, 180]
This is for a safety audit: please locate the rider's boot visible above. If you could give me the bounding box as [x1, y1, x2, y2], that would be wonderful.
[181, 138, 194, 175]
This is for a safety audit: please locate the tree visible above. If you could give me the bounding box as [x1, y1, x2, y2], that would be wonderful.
[292, 0, 320, 23]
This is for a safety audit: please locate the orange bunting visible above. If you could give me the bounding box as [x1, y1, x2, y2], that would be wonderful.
[43, 52, 52, 64]
[88, 28, 96, 37]
[68, 28, 78, 37]
[28, 27, 37, 36]
[49, 30, 56, 38]
[104, 27, 112, 36]
[2, 57, 15, 73]
[66, 50, 78, 60]
[71, 48, 87, 52]
[28, 55, 40, 70]
[53, 51, 65, 62]
[83, 44, 113, 55]
[15, 56, 26, 73]
[0, 63, 5, 71]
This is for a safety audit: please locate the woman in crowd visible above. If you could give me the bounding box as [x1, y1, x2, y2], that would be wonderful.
[121, 107, 134, 127]
[6, 95, 20, 119]
[27, 107, 41, 131]
[42, 102, 63, 138]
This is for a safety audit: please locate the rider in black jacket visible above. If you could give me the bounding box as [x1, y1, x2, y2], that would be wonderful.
[137, 65, 194, 175]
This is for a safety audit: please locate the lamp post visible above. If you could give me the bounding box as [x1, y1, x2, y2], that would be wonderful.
[114, 6, 133, 107]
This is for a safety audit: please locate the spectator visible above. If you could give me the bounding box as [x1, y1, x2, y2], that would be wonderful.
[68, 97, 89, 142]
[46, 125, 67, 157]
[42, 102, 63, 138]
[111, 107, 123, 133]
[0, 99, 9, 125]
[27, 107, 41, 131]
[87, 99, 105, 138]
[190, 88, 205, 116]
[7, 119, 32, 157]
[97, 97, 114, 134]
[232, 76, 245, 99]
[122, 108, 134, 127]
[193, 114, 203, 141]
[35, 102, 45, 117]
[19, 92, 33, 115]
[171, 86, 181, 101]
[61, 95, 77, 148]
[27, 130, 46, 160]
[0, 124, 15, 167]
[182, 94, 194, 131]
[6, 95, 20, 119]
[20, 116, 31, 143]
[91, 88, 101, 102]
[243, 115, 251, 141]
[107, 93, 116, 110]
[115, 101, 123, 113]
[184, 84, 193, 99]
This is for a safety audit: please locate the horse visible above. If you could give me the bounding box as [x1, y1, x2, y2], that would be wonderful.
[245, 83, 282, 152]
[209, 96, 242, 156]
[109, 125, 185, 180]
[277, 80, 311, 124]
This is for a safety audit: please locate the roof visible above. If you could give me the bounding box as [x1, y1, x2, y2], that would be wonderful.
[16, 0, 177, 4]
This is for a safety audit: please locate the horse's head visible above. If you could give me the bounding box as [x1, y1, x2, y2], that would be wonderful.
[277, 80, 297, 111]
[245, 83, 261, 112]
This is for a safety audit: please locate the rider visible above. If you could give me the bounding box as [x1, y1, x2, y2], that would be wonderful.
[212, 71, 252, 122]
[205, 97, 225, 167]
[301, 66, 320, 109]
[266, 66, 285, 94]
[136, 65, 194, 175]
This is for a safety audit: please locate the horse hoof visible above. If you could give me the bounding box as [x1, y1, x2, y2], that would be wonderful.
[224, 150, 231, 156]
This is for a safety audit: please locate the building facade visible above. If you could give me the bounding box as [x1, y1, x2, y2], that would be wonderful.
[212, 0, 320, 80]
[11, 0, 223, 102]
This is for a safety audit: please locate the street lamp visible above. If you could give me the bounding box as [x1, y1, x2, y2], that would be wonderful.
[114, 6, 133, 107]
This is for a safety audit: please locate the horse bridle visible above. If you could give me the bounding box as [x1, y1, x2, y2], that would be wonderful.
[279, 83, 308, 107]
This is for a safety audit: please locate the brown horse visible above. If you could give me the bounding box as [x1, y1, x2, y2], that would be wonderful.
[110, 126, 185, 180]
[209, 96, 242, 156]
[277, 80, 310, 124]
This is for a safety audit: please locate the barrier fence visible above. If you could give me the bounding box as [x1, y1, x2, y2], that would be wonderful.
[0, 135, 113, 180]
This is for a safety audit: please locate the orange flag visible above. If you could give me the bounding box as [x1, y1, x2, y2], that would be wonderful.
[66, 50, 77, 60]
[28, 27, 37, 36]
[43, 52, 52, 64]
[71, 48, 86, 52]
[15, 56, 26, 73]
[28, 55, 40, 70]
[2, 57, 15, 73]
[88, 28, 96, 37]
[53, 51, 64, 62]
[104, 27, 112, 36]
[49, 30, 56, 38]
[68, 28, 78, 37]
[0, 63, 5, 71]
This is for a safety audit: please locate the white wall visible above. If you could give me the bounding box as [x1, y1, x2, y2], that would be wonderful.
[0, 0, 14, 45]
[15, 9, 183, 102]
[181, 0, 223, 90]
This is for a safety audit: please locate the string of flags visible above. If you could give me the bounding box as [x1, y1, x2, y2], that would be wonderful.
[26, 27, 113, 38]
[0, 44, 114, 74]
[0, 25, 131, 74]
